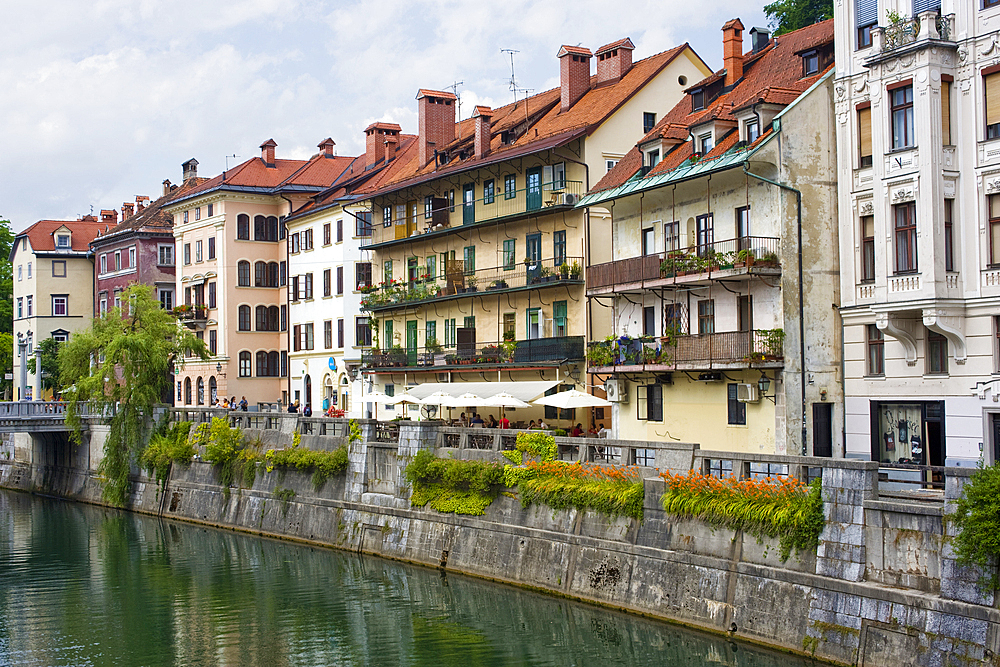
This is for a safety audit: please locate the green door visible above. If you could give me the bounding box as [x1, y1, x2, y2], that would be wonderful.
[526, 167, 542, 211]
[463, 183, 475, 225]
[406, 320, 418, 365]
[526, 233, 542, 283]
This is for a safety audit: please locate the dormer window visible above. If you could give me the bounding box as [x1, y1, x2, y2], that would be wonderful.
[699, 133, 714, 154]
[691, 89, 705, 111]
[56, 234, 70, 248]
[646, 149, 660, 168]
[745, 119, 760, 143]
[802, 50, 819, 76]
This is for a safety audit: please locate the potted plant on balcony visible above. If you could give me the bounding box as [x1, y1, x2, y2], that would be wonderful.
[761, 328, 785, 359]
[501, 331, 518, 361]
[540, 266, 554, 283]
[466, 276, 478, 293]
[388, 344, 406, 366]
[172, 304, 192, 318]
[717, 251, 735, 270]
[570, 261, 582, 280]
[489, 279, 508, 290]
[587, 340, 613, 368]
[481, 344, 503, 362]
[734, 248, 755, 268]
[559, 262, 570, 279]
[757, 252, 779, 269]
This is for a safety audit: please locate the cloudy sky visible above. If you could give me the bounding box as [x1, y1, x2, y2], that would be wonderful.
[1, 0, 768, 230]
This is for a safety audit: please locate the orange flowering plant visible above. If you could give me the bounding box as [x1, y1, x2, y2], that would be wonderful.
[513, 460, 645, 520]
[659, 470, 824, 561]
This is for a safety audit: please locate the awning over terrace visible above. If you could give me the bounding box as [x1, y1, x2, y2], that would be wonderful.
[399, 380, 561, 404]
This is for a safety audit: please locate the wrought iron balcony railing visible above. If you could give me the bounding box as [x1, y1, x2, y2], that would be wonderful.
[586, 329, 784, 371]
[362, 336, 584, 370]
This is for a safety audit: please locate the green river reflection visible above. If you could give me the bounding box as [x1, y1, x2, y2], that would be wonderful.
[0, 491, 821, 666]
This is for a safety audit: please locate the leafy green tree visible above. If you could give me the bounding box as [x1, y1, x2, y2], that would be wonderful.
[0, 332, 11, 399]
[28, 337, 63, 396]
[952, 464, 1000, 590]
[0, 220, 13, 335]
[60, 284, 208, 506]
[764, 0, 833, 35]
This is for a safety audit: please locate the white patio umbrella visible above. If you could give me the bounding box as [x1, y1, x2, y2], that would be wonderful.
[484, 392, 532, 426]
[532, 389, 612, 410]
[389, 391, 422, 405]
[361, 390, 394, 420]
[417, 390, 457, 420]
[452, 392, 488, 407]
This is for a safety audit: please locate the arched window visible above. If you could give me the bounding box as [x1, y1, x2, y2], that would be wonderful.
[255, 261, 267, 286]
[254, 215, 267, 241]
[239, 351, 252, 377]
[209, 376, 217, 403]
[267, 216, 279, 241]
[196, 376, 204, 405]
[255, 305, 268, 331]
[184, 377, 192, 405]
[237, 214, 250, 240]
[256, 351, 268, 377]
[238, 305, 251, 331]
[268, 351, 279, 376]
[238, 261, 251, 286]
[268, 306, 279, 331]
[268, 262, 279, 287]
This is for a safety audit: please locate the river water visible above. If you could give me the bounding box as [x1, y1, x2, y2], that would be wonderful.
[0, 491, 821, 666]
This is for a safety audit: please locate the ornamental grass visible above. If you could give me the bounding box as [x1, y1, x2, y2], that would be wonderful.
[659, 470, 824, 561]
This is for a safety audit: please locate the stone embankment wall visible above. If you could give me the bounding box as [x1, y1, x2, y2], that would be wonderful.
[1, 416, 998, 666]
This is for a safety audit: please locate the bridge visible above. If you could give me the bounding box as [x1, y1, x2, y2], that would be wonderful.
[0, 401, 82, 432]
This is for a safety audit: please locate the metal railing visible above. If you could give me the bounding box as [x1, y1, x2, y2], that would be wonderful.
[363, 336, 585, 370]
[587, 236, 780, 291]
[362, 256, 583, 313]
[587, 330, 784, 370]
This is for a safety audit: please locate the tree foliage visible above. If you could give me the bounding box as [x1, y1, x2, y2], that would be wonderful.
[0, 220, 13, 336]
[764, 0, 833, 36]
[60, 284, 208, 506]
[951, 465, 1000, 590]
[29, 337, 63, 394]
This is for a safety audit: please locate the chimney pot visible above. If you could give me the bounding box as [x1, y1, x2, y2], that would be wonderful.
[182, 158, 199, 182]
[122, 202, 135, 220]
[318, 138, 336, 158]
[473, 106, 494, 159]
[722, 19, 746, 87]
[364, 122, 402, 168]
[260, 139, 277, 167]
[417, 89, 458, 167]
[557, 46, 593, 112]
[595, 38, 635, 85]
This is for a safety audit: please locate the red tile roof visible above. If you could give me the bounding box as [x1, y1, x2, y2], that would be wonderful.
[17, 218, 105, 256]
[593, 19, 834, 193]
[557, 45, 594, 57]
[91, 178, 209, 247]
[596, 38, 635, 54]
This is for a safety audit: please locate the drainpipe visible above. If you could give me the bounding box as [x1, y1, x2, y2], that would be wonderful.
[281, 195, 295, 406]
[742, 161, 807, 456]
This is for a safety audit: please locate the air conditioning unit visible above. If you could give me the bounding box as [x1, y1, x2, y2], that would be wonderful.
[558, 193, 580, 206]
[737, 383, 760, 403]
[605, 377, 629, 403]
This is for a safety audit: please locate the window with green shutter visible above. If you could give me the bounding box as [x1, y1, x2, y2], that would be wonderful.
[503, 240, 515, 270]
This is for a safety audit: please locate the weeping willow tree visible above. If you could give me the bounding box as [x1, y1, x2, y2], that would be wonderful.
[60, 284, 208, 506]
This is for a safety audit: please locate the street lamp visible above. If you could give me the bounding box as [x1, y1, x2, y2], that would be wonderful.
[757, 373, 776, 404]
[216, 362, 226, 377]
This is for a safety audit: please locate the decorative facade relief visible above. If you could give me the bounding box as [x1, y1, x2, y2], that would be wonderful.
[875, 312, 918, 366]
[891, 188, 916, 203]
[923, 309, 967, 363]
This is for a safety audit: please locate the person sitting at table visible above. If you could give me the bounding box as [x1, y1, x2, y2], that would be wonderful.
[487, 415, 498, 428]
[538, 419, 548, 430]
[527, 420, 537, 430]
[570, 423, 584, 437]
[459, 412, 468, 426]
[471, 413, 484, 426]
[499, 415, 510, 429]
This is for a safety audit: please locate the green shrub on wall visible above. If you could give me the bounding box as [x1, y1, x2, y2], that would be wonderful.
[404, 450, 505, 515]
[139, 421, 194, 485]
[513, 460, 644, 520]
[515, 431, 556, 461]
[660, 471, 824, 561]
[265, 445, 348, 491]
[951, 464, 1000, 590]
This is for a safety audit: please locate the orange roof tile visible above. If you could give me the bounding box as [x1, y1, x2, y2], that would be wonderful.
[17, 218, 105, 256]
[596, 38, 635, 55]
[416, 89, 457, 100]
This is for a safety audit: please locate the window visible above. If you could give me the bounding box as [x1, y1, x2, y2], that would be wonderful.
[861, 215, 875, 281]
[856, 0, 875, 48]
[426, 256, 436, 280]
[183, 211, 189, 224]
[356, 317, 371, 346]
[26, 262, 31, 279]
[927, 329, 948, 374]
[323, 269, 332, 297]
[642, 228, 655, 256]
[698, 134, 713, 154]
[698, 300, 715, 334]
[504, 174, 516, 199]
[238, 260, 250, 286]
[867, 324, 884, 376]
[425, 320, 437, 345]
[184, 378, 191, 404]
[646, 384, 663, 422]
[383, 260, 393, 283]
[237, 214, 250, 239]
[279, 261, 287, 286]
[209, 329, 217, 355]
[503, 239, 516, 270]
[26, 296, 32, 317]
[290, 233, 300, 254]
[197, 377, 204, 405]
[526, 308, 541, 340]
[727, 384, 746, 425]
[503, 312, 516, 339]
[988, 70, 1000, 140]
[99, 254, 107, 274]
[52, 295, 67, 316]
[551, 163, 566, 190]
[945, 199, 954, 272]
[281, 351, 287, 377]
[281, 305, 287, 331]
[195, 240, 202, 263]
[691, 89, 705, 111]
[890, 84, 914, 149]
[664, 221, 680, 251]
[183, 244, 191, 265]
[208, 282, 216, 309]
[990, 194, 1000, 267]
[238, 305, 251, 331]
[383, 206, 392, 227]
[335, 266, 343, 295]
[995, 316, 1000, 373]
[304, 273, 314, 299]
[463, 246, 475, 274]
[324, 320, 333, 349]
[98, 297, 107, 315]
[324, 223, 331, 245]
[802, 50, 819, 76]
[208, 204, 213, 217]
[293, 325, 300, 352]
[255, 261, 268, 287]
[112, 251, 120, 271]
[125, 247, 134, 269]
[606, 159, 619, 173]
[424, 196, 433, 219]
[356, 211, 372, 237]
[384, 321, 392, 348]
[16, 298, 21, 319]
[52, 260, 66, 277]
[554, 301, 567, 337]
[239, 351, 252, 377]
[337, 219, 344, 243]
[290, 276, 300, 302]
[643, 112, 656, 134]
[647, 149, 660, 167]
[553, 231, 566, 266]
[159, 289, 172, 311]
[303, 229, 313, 250]
[484, 179, 495, 204]
[858, 104, 873, 167]
[177, 381, 182, 402]
[112, 291, 120, 311]
[444, 318, 456, 347]
[736, 206, 751, 241]
[56, 235, 70, 248]
[16, 266, 20, 281]
[745, 119, 759, 143]
[208, 237, 215, 260]
[356, 262, 372, 290]
[643, 306, 655, 337]
[696, 214, 714, 257]
[159, 245, 174, 266]
[255, 306, 279, 331]
[942, 78, 952, 146]
[338, 319, 344, 348]
[448, 190, 455, 212]
[894, 202, 917, 274]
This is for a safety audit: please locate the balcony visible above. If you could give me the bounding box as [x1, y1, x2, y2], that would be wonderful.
[173, 305, 208, 330]
[865, 12, 955, 66]
[365, 181, 585, 249]
[586, 237, 780, 295]
[361, 256, 583, 313]
[587, 330, 784, 373]
[361, 336, 584, 372]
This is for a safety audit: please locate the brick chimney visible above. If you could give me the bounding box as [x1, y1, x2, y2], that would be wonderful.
[473, 106, 494, 159]
[722, 19, 745, 88]
[182, 158, 198, 182]
[260, 139, 277, 168]
[162, 179, 172, 196]
[318, 138, 336, 158]
[135, 195, 150, 215]
[100, 209, 118, 225]
[122, 202, 135, 220]
[417, 89, 457, 167]
[364, 122, 402, 167]
[595, 38, 635, 85]
[384, 132, 399, 164]
[557, 45, 593, 112]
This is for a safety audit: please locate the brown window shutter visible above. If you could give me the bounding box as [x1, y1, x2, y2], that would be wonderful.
[986, 72, 1000, 126]
[858, 107, 873, 160]
[941, 81, 951, 145]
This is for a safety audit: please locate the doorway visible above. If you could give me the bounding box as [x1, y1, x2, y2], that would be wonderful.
[812, 403, 832, 457]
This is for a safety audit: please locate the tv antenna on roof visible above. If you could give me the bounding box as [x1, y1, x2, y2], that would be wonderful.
[225, 154, 239, 170]
[501, 49, 520, 104]
[444, 80, 465, 136]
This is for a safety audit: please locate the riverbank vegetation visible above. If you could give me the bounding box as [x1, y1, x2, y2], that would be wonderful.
[659, 471, 824, 561]
[404, 450, 505, 515]
[138, 420, 195, 485]
[950, 464, 1000, 590]
[510, 460, 645, 520]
